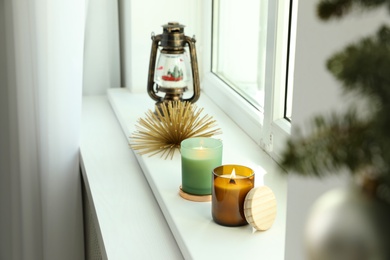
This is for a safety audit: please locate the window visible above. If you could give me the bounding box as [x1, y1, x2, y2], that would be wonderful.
[202, 0, 296, 161]
[212, 0, 267, 112]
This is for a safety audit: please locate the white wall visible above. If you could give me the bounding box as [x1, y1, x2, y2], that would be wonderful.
[83, 0, 121, 95]
[82, 0, 202, 95]
[285, 2, 390, 259]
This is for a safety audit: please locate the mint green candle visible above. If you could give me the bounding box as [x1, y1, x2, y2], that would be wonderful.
[181, 137, 223, 195]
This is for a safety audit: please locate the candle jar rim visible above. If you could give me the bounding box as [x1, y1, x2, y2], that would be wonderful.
[180, 137, 222, 150]
[213, 164, 255, 178]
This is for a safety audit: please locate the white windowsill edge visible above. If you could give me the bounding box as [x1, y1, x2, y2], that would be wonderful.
[106, 88, 287, 259]
[79, 95, 183, 259]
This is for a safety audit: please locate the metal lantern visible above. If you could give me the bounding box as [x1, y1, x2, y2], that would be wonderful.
[147, 22, 200, 111]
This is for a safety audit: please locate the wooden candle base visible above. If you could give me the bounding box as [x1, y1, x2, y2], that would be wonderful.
[179, 186, 211, 202]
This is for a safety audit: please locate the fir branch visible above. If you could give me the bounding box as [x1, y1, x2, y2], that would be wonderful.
[281, 110, 376, 178]
[317, 0, 389, 20]
[281, 0, 390, 189]
[327, 26, 390, 105]
[317, 0, 353, 20]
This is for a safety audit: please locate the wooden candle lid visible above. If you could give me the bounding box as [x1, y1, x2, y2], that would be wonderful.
[244, 186, 277, 231]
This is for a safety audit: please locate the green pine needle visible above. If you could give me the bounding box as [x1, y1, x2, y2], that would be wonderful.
[281, 7, 390, 187]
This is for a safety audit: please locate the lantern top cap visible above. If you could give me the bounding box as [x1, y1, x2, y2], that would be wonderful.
[162, 22, 185, 33]
[164, 21, 185, 28]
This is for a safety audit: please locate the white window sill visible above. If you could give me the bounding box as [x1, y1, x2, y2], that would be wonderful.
[80, 95, 183, 259]
[106, 88, 287, 259]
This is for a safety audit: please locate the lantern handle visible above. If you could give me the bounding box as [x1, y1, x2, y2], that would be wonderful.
[183, 36, 201, 103]
[147, 34, 163, 102]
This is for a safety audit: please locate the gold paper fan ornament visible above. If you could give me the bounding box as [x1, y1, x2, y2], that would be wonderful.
[130, 101, 222, 159]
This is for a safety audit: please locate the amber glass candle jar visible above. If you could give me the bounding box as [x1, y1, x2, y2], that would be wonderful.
[212, 165, 255, 226]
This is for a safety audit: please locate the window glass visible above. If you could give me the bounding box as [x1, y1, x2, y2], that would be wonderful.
[212, 0, 265, 111]
[212, 0, 294, 121]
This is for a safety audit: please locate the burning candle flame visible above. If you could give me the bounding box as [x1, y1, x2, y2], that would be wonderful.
[229, 168, 236, 184]
[230, 168, 236, 178]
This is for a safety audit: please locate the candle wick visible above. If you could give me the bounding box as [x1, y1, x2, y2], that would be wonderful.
[229, 178, 236, 184]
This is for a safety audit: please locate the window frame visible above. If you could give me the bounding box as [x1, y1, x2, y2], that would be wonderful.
[201, 0, 296, 161]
